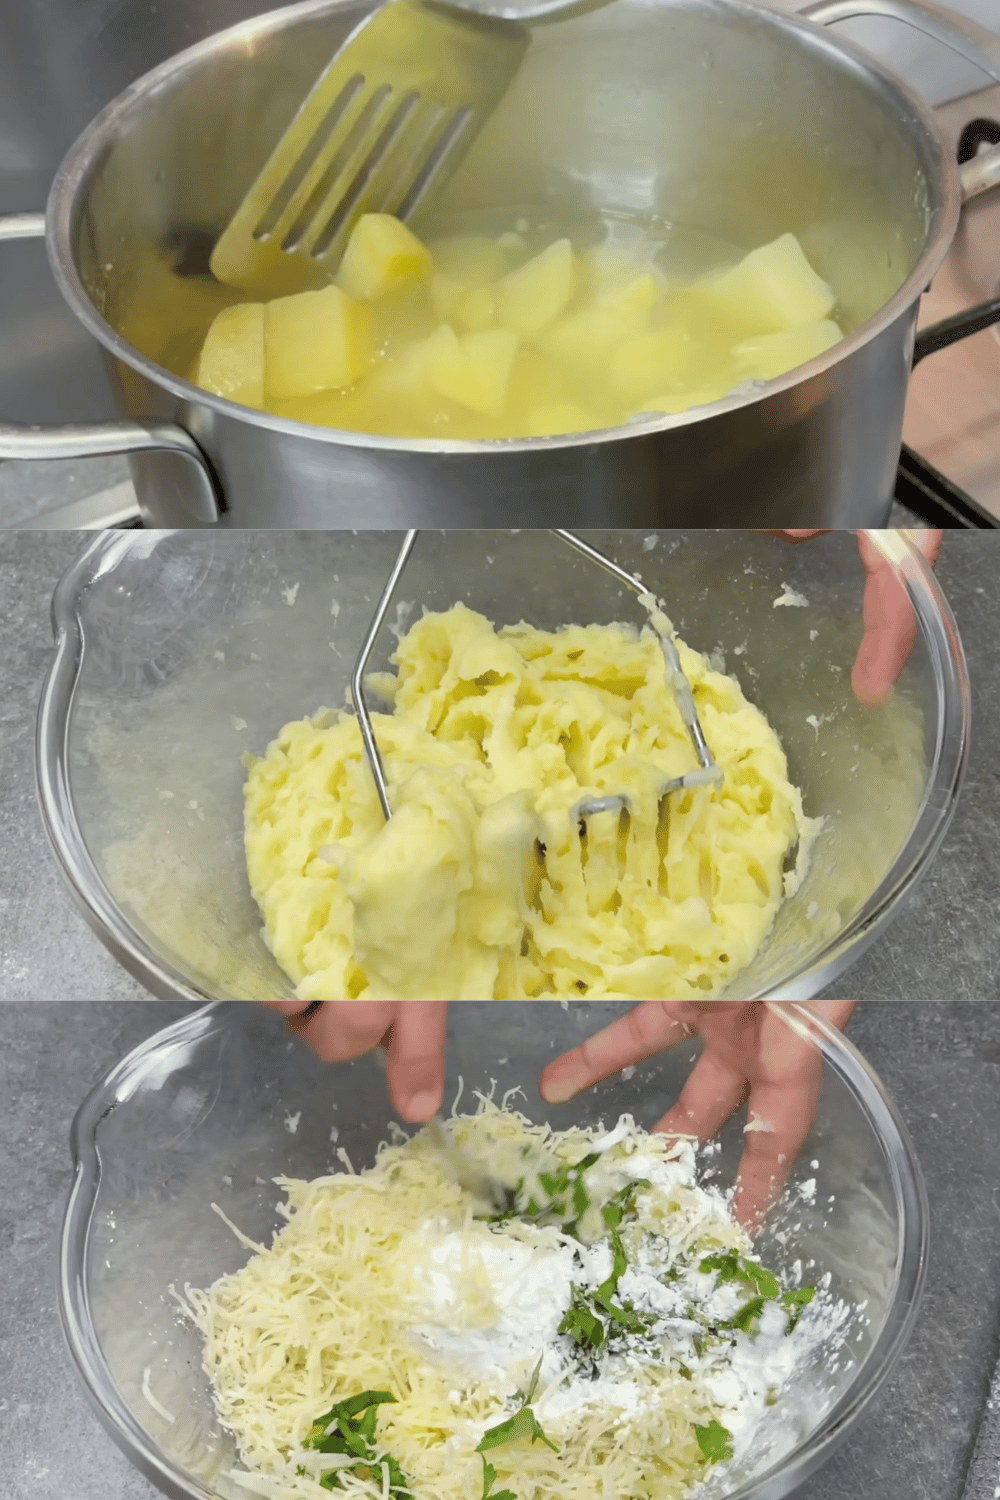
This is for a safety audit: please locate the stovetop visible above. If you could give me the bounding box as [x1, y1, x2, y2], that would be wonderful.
[902, 81, 1000, 520]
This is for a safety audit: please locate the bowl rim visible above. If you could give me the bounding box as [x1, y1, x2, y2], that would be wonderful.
[57, 998, 929, 1500]
[35, 528, 971, 1008]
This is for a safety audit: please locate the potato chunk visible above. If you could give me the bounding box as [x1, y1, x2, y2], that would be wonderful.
[734, 319, 843, 380]
[264, 285, 373, 400]
[494, 239, 575, 340]
[196, 302, 265, 408]
[697, 233, 835, 333]
[576, 244, 652, 303]
[524, 401, 597, 437]
[540, 274, 660, 365]
[337, 214, 433, 302]
[426, 325, 519, 416]
[610, 327, 693, 400]
[428, 235, 508, 288]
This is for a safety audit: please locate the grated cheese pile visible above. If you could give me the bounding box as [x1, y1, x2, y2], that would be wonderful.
[243, 602, 819, 1001]
[184, 1104, 841, 1500]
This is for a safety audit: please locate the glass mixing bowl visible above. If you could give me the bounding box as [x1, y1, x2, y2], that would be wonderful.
[36, 529, 968, 1005]
[58, 1000, 927, 1500]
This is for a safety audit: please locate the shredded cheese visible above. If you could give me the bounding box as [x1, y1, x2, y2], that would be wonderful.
[184, 1105, 843, 1500]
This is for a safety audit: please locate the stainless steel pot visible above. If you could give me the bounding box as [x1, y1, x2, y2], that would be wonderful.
[1, 0, 999, 527]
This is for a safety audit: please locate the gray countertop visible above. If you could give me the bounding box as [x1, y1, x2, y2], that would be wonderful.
[4, 999, 1000, 1500]
[1, 529, 998, 1006]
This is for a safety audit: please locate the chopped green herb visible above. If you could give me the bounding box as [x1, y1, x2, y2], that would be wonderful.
[480, 1459, 517, 1500]
[593, 1228, 629, 1309]
[740, 1262, 780, 1300]
[522, 1356, 543, 1406]
[304, 1392, 410, 1496]
[477, 1407, 559, 1455]
[780, 1285, 815, 1331]
[700, 1250, 815, 1336]
[476, 1361, 559, 1457]
[602, 1178, 651, 1229]
[721, 1296, 766, 1334]
[699, 1249, 742, 1283]
[694, 1420, 734, 1464]
[559, 1289, 607, 1350]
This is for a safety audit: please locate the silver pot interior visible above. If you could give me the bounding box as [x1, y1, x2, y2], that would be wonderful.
[66, 0, 944, 394]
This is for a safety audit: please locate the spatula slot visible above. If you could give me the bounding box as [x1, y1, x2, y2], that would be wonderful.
[396, 106, 473, 222]
[280, 84, 396, 252]
[310, 90, 424, 258]
[252, 74, 367, 242]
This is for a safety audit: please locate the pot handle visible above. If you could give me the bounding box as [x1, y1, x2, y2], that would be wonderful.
[0, 212, 222, 524]
[800, 0, 1000, 201]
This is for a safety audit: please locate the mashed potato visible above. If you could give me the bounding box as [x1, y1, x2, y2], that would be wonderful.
[243, 604, 816, 1000]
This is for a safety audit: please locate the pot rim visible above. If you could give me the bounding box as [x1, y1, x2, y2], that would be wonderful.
[44, 0, 962, 454]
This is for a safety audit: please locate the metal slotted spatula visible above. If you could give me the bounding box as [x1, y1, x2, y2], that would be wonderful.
[210, 0, 532, 296]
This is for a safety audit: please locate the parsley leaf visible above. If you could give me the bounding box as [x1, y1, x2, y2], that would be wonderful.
[477, 1407, 559, 1455]
[694, 1420, 734, 1464]
[780, 1285, 815, 1331]
[593, 1228, 628, 1308]
[601, 1179, 652, 1230]
[721, 1295, 766, 1334]
[558, 1227, 653, 1351]
[699, 1250, 813, 1335]
[480, 1459, 517, 1500]
[304, 1392, 410, 1497]
[476, 1361, 559, 1458]
[558, 1289, 607, 1350]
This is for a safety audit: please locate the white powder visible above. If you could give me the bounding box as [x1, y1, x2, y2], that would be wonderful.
[410, 1233, 577, 1380]
[402, 1125, 847, 1477]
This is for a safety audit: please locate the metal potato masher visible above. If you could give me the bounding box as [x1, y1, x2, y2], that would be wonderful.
[350, 530, 722, 831]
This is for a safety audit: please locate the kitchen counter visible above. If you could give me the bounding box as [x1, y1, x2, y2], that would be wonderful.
[3, 998, 1000, 1500]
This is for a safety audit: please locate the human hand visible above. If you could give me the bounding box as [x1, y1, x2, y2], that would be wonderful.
[777, 529, 943, 707]
[539, 999, 856, 1230]
[261, 1000, 448, 1122]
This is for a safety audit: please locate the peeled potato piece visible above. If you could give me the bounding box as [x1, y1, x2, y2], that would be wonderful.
[196, 302, 265, 408]
[696, 232, 836, 334]
[453, 286, 497, 333]
[428, 235, 509, 288]
[426, 325, 519, 416]
[734, 319, 843, 380]
[540, 273, 660, 365]
[610, 327, 694, 400]
[493, 239, 575, 341]
[576, 244, 653, 303]
[338, 214, 433, 301]
[524, 401, 598, 437]
[264, 285, 373, 400]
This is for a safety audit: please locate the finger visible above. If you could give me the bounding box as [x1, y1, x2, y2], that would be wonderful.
[260, 999, 316, 1017]
[754, 530, 829, 544]
[852, 533, 920, 707]
[732, 1057, 824, 1231]
[385, 1003, 449, 1122]
[539, 1002, 701, 1104]
[912, 528, 944, 569]
[731, 1008, 830, 1230]
[653, 1045, 749, 1141]
[296, 1001, 397, 1063]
